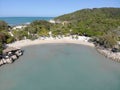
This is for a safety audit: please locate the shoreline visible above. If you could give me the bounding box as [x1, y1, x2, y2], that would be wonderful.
[7, 36, 94, 48]
[0, 36, 94, 66]
[96, 48, 120, 62]
[6, 36, 120, 63]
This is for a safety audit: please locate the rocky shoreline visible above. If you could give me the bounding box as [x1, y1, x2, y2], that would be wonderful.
[0, 47, 24, 66]
[96, 47, 120, 62]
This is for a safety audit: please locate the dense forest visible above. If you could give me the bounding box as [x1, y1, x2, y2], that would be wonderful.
[54, 8, 120, 48]
[55, 8, 120, 36]
[0, 7, 120, 54]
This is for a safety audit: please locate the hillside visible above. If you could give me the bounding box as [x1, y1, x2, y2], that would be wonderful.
[54, 8, 120, 37]
[54, 7, 120, 21]
[0, 8, 120, 51]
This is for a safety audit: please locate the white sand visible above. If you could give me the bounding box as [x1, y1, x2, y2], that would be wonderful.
[7, 36, 94, 48]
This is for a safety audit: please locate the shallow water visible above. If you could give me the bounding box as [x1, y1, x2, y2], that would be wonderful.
[0, 44, 120, 90]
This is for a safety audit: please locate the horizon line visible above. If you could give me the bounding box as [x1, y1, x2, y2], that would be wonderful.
[0, 16, 56, 17]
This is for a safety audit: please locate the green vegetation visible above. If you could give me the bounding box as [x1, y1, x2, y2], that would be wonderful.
[12, 30, 28, 40]
[92, 33, 117, 48]
[0, 41, 3, 54]
[54, 7, 120, 48]
[0, 20, 15, 54]
[0, 7, 120, 50]
[0, 21, 15, 43]
[55, 8, 120, 36]
[24, 20, 52, 39]
[0, 21, 8, 31]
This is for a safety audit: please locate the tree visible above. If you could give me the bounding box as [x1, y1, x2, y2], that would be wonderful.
[0, 41, 3, 54]
[0, 32, 6, 43]
[13, 30, 24, 40]
[95, 33, 117, 48]
[0, 21, 8, 31]
[54, 8, 120, 37]
[38, 28, 49, 37]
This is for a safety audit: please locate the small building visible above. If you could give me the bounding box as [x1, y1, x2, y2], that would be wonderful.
[49, 20, 55, 23]
[13, 25, 27, 30]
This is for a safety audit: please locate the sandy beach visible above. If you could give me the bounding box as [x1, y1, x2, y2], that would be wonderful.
[7, 36, 120, 62]
[7, 36, 94, 48]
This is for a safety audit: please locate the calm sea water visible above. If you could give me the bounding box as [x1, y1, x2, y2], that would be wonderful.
[0, 44, 120, 90]
[0, 17, 54, 26]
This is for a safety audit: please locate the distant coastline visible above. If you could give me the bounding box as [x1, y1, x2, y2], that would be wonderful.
[0, 17, 54, 26]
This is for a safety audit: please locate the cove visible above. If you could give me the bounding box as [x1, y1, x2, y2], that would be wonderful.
[0, 44, 120, 90]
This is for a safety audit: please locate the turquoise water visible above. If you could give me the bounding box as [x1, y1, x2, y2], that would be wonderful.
[0, 17, 54, 26]
[0, 44, 120, 90]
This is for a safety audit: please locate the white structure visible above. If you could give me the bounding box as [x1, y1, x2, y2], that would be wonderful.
[13, 25, 27, 30]
[49, 20, 55, 23]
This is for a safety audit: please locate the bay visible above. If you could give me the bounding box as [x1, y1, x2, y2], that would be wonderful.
[0, 44, 120, 90]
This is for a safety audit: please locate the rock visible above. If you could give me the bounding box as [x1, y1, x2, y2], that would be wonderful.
[0, 60, 4, 66]
[96, 48, 120, 62]
[6, 58, 13, 64]
[11, 55, 17, 60]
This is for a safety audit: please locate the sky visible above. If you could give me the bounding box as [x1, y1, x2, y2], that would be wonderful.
[0, 0, 120, 17]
